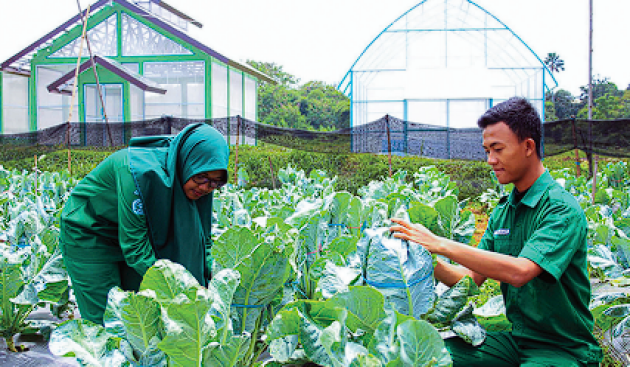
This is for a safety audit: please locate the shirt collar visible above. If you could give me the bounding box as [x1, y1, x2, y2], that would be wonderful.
[507, 170, 554, 208]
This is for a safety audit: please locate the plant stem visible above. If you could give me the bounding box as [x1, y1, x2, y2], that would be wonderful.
[5, 336, 17, 352]
[245, 309, 265, 366]
[250, 343, 268, 367]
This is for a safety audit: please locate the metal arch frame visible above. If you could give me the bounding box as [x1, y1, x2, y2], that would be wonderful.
[337, 0, 558, 127]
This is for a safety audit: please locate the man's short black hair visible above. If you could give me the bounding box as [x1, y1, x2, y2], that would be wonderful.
[477, 97, 542, 158]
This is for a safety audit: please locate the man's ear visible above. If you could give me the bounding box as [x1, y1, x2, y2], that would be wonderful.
[525, 138, 536, 157]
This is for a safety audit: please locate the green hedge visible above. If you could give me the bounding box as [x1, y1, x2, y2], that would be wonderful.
[1, 144, 594, 200]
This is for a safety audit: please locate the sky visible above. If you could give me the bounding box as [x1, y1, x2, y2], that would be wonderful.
[0, 0, 628, 96]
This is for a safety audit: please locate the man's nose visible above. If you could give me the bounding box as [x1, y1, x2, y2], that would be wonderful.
[487, 152, 498, 165]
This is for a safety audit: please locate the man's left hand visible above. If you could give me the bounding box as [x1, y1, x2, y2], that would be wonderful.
[389, 218, 444, 254]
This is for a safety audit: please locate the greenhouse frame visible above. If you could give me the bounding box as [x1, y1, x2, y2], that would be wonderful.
[0, 0, 273, 135]
[338, 0, 557, 128]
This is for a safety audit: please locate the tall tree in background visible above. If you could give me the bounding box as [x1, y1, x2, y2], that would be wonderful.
[579, 76, 623, 103]
[576, 78, 630, 119]
[246, 61, 299, 87]
[547, 89, 580, 119]
[247, 60, 350, 130]
[544, 53, 565, 108]
[544, 52, 565, 74]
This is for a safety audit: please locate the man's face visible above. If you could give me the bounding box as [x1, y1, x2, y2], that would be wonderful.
[182, 170, 225, 200]
[482, 121, 533, 186]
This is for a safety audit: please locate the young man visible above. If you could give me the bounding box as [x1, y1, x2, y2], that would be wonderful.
[390, 97, 602, 366]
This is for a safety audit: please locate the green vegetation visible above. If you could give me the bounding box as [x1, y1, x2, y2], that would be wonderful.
[545, 76, 630, 121]
[1, 144, 495, 200]
[246, 60, 350, 130]
[2, 144, 611, 203]
[2, 149, 629, 365]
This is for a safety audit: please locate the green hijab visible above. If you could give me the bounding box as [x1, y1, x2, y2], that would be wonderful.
[128, 123, 229, 285]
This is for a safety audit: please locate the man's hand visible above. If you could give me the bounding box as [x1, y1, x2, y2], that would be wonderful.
[389, 218, 444, 255]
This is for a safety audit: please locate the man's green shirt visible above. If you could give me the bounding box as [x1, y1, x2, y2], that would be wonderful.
[478, 170, 602, 363]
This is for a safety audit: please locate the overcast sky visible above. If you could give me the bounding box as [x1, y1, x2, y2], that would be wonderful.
[1, 0, 628, 96]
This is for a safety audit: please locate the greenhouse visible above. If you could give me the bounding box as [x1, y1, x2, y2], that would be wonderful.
[338, 0, 557, 128]
[0, 0, 272, 135]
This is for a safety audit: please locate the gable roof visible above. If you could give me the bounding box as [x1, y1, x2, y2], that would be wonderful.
[47, 55, 167, 95]
[1, 0, 274, 83]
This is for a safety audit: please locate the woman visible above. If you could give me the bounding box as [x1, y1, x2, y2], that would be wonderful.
[59, 123, 229, 324]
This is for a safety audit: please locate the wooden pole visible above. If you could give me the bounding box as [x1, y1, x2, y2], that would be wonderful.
[66, 3, 91, 175]
[76, 0, 113, 147]
[588, 0, 597, 199]
[571, 118, 581, 177]
[591, 157, 598, 205]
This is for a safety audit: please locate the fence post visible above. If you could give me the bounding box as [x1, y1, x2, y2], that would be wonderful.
[586, 120, 593, 176]
[386, 114, 392, 178]
[234, 115, 241, 185]
[66, 122, 72, 175]
[165, 115, 172, 135]
[404, 117, 408, 156]
[571, 118, 581, 177]
[591, 156, 598, 205]
[268, 156, 277, 190]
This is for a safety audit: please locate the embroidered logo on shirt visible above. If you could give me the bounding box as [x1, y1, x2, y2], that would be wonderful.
[494, 229, 510, 236]
[134, 189, 140, 196]
[132, 199, 144, 215]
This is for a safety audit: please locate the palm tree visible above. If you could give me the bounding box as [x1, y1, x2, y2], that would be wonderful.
[544, 52, 565, 74]
[544, 53, 565, 105]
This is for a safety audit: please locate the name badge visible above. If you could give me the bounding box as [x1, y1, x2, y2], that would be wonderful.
[494, 229, 510, 236]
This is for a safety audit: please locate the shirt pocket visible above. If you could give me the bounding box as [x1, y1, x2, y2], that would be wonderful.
[493, 235, 519, 257]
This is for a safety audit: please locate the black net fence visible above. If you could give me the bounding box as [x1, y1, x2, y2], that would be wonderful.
[1, 115, 629, 161]
[543, 118, 630, 158]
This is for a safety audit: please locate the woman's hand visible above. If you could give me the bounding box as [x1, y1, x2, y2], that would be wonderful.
[389, 218, 444, 255]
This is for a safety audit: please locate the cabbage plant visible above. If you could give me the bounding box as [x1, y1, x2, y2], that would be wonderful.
[50, 260, 250, 366]
[0, 168, 74, 352]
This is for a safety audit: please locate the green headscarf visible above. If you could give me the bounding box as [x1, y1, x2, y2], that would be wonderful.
[128, 123, 229, 285]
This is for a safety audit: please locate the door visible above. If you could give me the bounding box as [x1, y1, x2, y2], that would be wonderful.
[84, 84, 123, 146]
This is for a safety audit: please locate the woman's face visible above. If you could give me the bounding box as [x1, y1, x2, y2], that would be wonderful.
[183, 170, 226, 200]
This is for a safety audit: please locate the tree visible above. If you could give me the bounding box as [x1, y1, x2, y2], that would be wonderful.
[579, 76, 622, 104]
[547, 89, 580, 119]
[544, 52, 565, 74]
[246, 60, 350, 130]
[622, 91, 630, 118]
[577, 93, 626, 119]
[262, 104, 308, 129]
[544, 53, 564, 106]
[544, 101, 558, 121]
[246, 60, 299, 87]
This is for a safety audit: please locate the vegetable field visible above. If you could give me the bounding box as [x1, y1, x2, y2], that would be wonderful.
[1, 161, 630, 366]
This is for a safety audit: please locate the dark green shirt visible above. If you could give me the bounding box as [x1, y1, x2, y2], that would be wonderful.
[60, 149, 157, 275]
[478, 170, 602, 363]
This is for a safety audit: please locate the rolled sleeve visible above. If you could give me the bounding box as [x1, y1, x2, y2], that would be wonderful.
[518, 208, 584, 282]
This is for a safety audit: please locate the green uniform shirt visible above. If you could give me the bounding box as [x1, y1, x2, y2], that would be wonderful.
[60, 149, 157, 276]
[478, 170, 602, 363]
